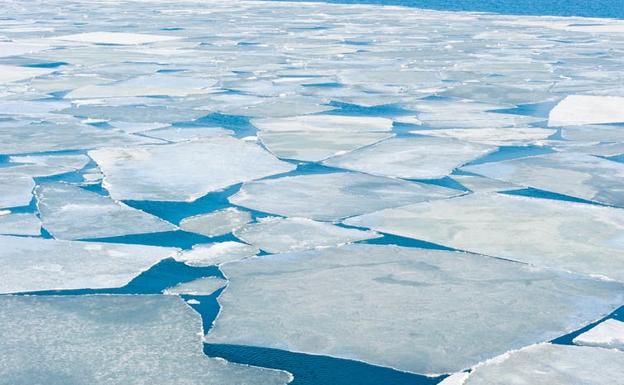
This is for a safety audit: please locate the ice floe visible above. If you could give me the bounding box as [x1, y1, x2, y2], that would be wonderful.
[252, 115, 393, 133]
[175, 242, 259, 266]
[164, 276, 227, 295]
[234, 216, 380, 253]
[573, 319, 624, 350]
[415, 127, 555, 146]
[89, 137, 295, 202]
[0, 154, 90, 177]
[345, 193, 624, 281]
[35, 182, 176, 240]
[0, 64, 54, 84]
[0, 174, 34, 208]
[180, 208, 252, 238]
[0, 295, 291, 385]
[51, 32, 181, 45]
[229, 172, 461, 221]
[0, 235, 178, 293]
[206, 244, 624, 375]
[549, 95, 624, 126]
[0, 213, 41, 236]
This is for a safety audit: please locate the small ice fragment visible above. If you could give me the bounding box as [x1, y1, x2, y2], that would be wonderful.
[164, 276, 227, 295]
[175, 242, 259, 267]
[573, 319, 624, 350]
[180, 208, 252, 238]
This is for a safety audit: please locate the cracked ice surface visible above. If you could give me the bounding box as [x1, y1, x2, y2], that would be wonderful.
[573, 319, 624, 350]
[0, 235, 178, 293]
[462, 344, 624, 385]
[0, 295, 291, 385]
[89, 137, 295, 202]
[206, 244, 624, 375]
[345, 193, 624, 281]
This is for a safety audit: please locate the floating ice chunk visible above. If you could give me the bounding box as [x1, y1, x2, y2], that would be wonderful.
[0, 295, 292, 385]
[323, 137, 495, 179]
[164, 276, 227, 295]
[573, 319, 624, 350]
[0, 235, 178, 293]
[462, 152, 624, 207]
[258, 130, 393, 161]
[346, 193, 624, 281]
[0, 174, 34, 208]
[463, 344, 624, 385]
[252, 115, 393, 133]
[0, 213, 40, 236]
[51, 32, 181, 45]
[0, 64, 54, 83]
[548, 95, 624, 126]
[175, 242, 259, 267]
[206, 244, 624, 375]
[35, 183, 176, 240]
[180, 208, 253, 237]
[393, 116, 423, 125]
[0, 154, 90, 177]
[230, 172, 461, 221]
[142, 126, 233, 142]
[415, 127, 555, 146]
[416, 111, 543, 129]
[0, 41, 51, 57]
[451, 174, 517, 193]
[89, 137, 295, 202]
[234, 216, 380, 253]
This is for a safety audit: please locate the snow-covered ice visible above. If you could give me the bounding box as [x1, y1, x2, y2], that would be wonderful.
[51, 32, 181, 45]
[573, 319, 624, 350]
[548, 95, 624, 126]
[0, 174, 34, 208]
[252, 115, 393, 133]
[0, 213, 41, 236]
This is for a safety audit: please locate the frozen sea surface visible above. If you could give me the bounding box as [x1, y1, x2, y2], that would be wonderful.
[2, 0, 624, 383]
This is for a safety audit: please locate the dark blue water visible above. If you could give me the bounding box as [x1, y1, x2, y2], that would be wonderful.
[273, 0, 624, 19]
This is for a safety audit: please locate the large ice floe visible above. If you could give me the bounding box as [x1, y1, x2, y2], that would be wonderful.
[0, 295, 291, 385]
[573, 319, 624, 350]
[205, 244, 624, 375]
[460, 344, 624, 385]
[0, 235, 178, 293]
[345, 193, 624, 281]
[89, 137, 295, 202]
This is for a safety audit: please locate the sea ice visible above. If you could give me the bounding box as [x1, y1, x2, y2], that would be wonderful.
[164, 276, 227, 295]
[51, 32, 181, 45]
[0, 64, 54, 84]
[35, 182, 176, 240]
[1, 154, 90, 177]
[229, 172, 461, 221]
[414, 127, 555, 146]
[462, 152, 624, 207]
[0, 213, 41, 236]
[462, 344, 624, 385]
[548, 95, 624, 126]
[234, 216, 380, 253]
[175, 242, 259, 266]
[89, 137, 295, 202]
[573, 319, 624, 350]
[0, 41, 51, 58]
[0, 235, 178, 293]
[0, 174, 34, 208]
[180, 208, 252, 237]
[451, 175, 518, 193]
[252, 115, 393, 133]
[206, 244, 624, 375]
[323, 137, 495, 179]
[0, 295, 291, 385]
[345, 193, 624, 281]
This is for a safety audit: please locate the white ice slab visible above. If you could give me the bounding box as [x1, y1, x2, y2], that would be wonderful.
[89, 137, 295, 202]
[0, 41, 51, 57]
[230, 172, 461, 221]
[180, 208, 252, 237]
[175, 242, 259, 266]
[0, 295, 291, 385]
[451, 175, 518, 193]
[142, 126, 233, 142]
[0, 174, 34, 208]
[0, 235, 178, 293]
[1, 154, 90, 177]
[252, 115, 393, 133]
[234, 216, 380, 253]
[462, 152, 624, 207]
[206, 244, 624, 375]
[463, 344, 624, 385]
[258, 130, 393, 162]
[346, 193, 624, 281]
[52, 32, 181, 45]
[438, 372, 470, 385]
[35, 183, 176, 240]
[415, 127, 555, 146]
[164, 276, 227, 295]
[573, 319, 624, 350]
[0, 65, 54, 83]
[0, 213, 41, 236]
[323, 137, 495, 179]
[548, 95, 624, 126]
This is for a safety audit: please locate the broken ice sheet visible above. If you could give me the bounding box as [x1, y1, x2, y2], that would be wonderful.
[414, 127, 555, 146]
[206, 244, 624, 375]
[51, 32, 182, 45]
[0, 235, 178, 293]
[258, 130, 393, 162]
[345, 193, 624, 281]
[89, 137, 295, 202]
[451, 175, 518, 193]
[0, 295, 291, 385]
[323, 137, 495, 179]
[252, 115, 393, 133]
[164, 276, 227, 295]
[229, 172, 461, 221]
[0, 174, 34, 208]
[0, 64, 54, 84]
[462, 344, 624, 385]
[141, 126, 233, 142]
[234, 216, 380, 253]
[573, 319, 624, 350]
[462, 152, 624, 207]
[0, 154, 90, 178]
[179, 208, 252, 238]
[0, 213, 40, 236]
[175, 242, 259, 267]
[0, 41, 51, 58]
[35, 182, 176, 240]
[548, 95, 624, 126]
